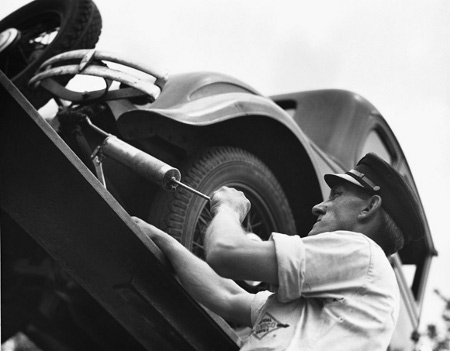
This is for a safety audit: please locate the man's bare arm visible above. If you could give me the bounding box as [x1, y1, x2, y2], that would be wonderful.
[132, 217, 254, 327]
[205, 187, 279, 285]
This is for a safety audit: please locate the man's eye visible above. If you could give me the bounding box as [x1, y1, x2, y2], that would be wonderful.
[329, 191, 342, 200]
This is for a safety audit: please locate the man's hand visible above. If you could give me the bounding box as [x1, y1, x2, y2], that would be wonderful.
[210, 186, 251, 223]
[132, 216, 167, 242]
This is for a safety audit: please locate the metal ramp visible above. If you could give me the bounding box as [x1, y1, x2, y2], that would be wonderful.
[0, 71, 239, 350]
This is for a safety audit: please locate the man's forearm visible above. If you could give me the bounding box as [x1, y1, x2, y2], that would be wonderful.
[205, 209, 248, 257]
[132, 217, 253, 326]
[204, 210, 278, 284]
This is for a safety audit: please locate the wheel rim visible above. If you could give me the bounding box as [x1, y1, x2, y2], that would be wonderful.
[0, 13, 60, 79]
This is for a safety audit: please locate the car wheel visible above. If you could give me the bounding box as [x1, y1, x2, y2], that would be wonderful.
[149, 146, 297, 293]
[0, 0, 102, 108]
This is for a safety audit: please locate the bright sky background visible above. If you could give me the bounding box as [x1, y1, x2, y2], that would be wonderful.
[3, 0, 450, 336]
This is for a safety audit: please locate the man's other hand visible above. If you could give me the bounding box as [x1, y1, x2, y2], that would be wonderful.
[132, 216, 166, 241]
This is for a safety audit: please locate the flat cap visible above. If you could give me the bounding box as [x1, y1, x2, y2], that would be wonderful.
[324, 153, 424, 243]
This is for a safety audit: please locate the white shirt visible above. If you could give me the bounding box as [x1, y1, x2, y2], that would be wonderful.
[241, 231, 400, 351]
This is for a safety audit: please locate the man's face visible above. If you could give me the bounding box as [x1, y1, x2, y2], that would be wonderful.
[308, 182, 369, 236]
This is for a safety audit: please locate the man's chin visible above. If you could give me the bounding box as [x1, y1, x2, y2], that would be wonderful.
[308, 222, 323, 236]
[307, 228, 320, 236]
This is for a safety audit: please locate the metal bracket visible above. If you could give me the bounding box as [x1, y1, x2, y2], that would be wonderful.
[91, 145, 106, 188]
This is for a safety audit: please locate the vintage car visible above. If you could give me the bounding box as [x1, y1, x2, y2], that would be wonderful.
[1, 0, 436, 350]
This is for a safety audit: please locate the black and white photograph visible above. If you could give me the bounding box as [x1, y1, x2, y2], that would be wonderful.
[1, 1, 449, 350]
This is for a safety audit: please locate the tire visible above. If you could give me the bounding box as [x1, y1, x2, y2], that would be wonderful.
[0, 0, 102, 108]
[149, 146, 297, 292]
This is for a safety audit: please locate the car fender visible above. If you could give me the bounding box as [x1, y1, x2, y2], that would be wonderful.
[108, 72, 339, 198]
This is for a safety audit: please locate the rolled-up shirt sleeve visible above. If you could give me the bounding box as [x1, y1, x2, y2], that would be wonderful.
[271, 233, 305, 302]
[271, 231, 372, 303]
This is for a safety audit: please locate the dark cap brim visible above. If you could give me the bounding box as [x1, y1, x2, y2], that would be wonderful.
[324, 173, 366, 190]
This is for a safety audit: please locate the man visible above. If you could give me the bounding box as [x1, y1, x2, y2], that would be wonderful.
[133, 153, 424, 350]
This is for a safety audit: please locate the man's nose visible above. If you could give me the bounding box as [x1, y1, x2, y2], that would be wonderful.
[312, 202, 326, 217]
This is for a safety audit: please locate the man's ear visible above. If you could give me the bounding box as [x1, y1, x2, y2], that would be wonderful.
[359, 195, 382, 220]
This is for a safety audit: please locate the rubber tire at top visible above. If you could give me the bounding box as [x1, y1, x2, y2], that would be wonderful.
[0, 0, 102, 109]
[149, 146, 297, 288]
